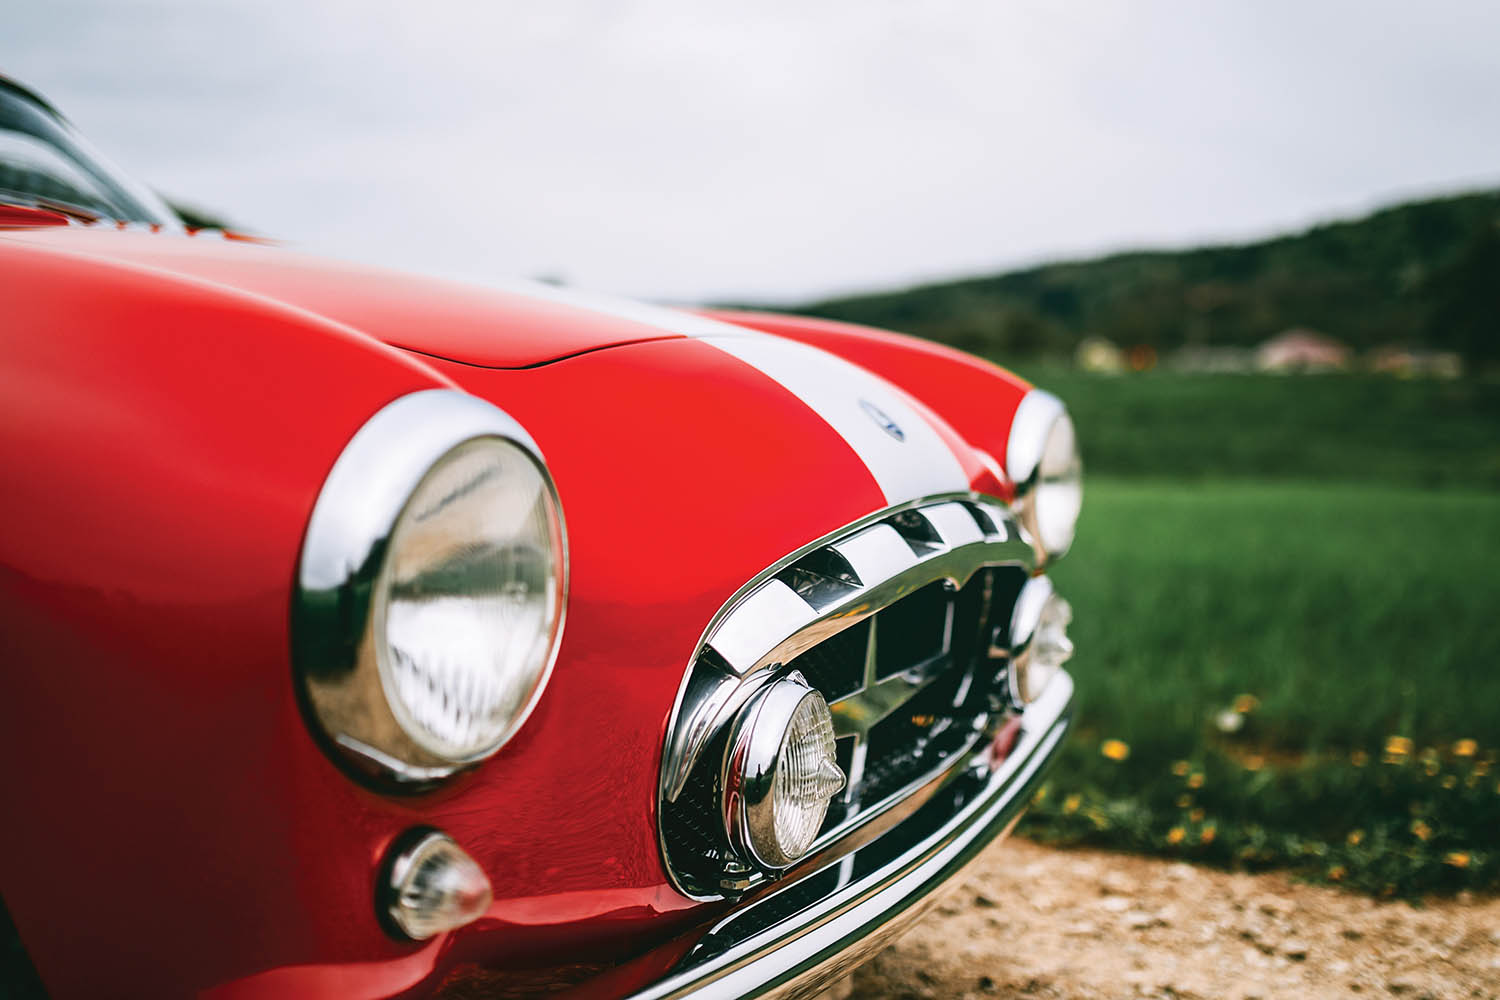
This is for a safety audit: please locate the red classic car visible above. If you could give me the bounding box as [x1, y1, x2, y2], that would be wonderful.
[0, 76, 1081, 999]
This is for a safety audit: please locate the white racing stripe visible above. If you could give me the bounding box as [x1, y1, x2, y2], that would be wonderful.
[695, 335, 968, 505]
[492, 278, 970, 505]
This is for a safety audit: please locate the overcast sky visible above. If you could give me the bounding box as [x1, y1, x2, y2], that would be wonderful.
[7, 1, 1500, 302]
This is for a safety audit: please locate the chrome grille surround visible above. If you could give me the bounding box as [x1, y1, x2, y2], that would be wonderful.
[659, 493, 1037, 899]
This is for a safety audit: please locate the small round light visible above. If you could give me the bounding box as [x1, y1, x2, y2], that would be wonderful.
[1007, 390, 1083, 562]
[376, 437, 564, 762]
[383, 831, 493, 941]
[723, 676, 846, 869]
[1008, 576, 1073, 706]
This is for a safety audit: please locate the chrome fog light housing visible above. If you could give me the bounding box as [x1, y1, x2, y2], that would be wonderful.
[295, 389, 567, 784]
[381, 830, 493, 941]
[1006, 389, 1082, 562]
[1008, 576, 1073, 706]
[722, 674, 846, 869]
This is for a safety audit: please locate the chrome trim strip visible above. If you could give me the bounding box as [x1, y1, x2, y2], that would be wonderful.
[630, 671, 1072, 999]
[293, 388, 568, 785]
[710, 580, 820, 676]
[661, 494, 1033, 807]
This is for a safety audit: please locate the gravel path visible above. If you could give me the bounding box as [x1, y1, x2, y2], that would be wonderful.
[844, 838, 1500, 1000]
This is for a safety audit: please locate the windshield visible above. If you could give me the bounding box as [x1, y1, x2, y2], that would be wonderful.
[0, 80, 178, 227]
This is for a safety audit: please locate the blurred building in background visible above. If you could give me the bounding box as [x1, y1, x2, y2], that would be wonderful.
[1255, 329, 1351, 373]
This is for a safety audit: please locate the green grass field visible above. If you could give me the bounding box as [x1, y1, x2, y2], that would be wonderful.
[1020, 366, 1500, 487]
[1005, 371, 1500, 896]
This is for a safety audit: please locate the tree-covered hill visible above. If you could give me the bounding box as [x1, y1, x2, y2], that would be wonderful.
[786, 189, 1500, 364]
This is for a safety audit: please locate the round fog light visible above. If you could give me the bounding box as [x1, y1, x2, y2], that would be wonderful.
[722, 675, 846, 869]
[1008, 577, 1073, 706]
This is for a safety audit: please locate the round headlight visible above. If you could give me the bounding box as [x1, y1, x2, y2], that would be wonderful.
[1006, 389, 1083, 561]
[722, 675, 846, 869]
[1008, 576, 1073, 706]
[378, 437, 563, 761]
[296, 390, 567, 784]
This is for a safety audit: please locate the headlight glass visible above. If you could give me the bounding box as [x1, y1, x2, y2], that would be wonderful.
[724, 677, 846, 869]
[378, 437, 564, 762]
[770, 691, 843, 862]
[295, 389, 567, 785]
[1007, 390, 1083, 561]
[1032, 411, 1082, 558]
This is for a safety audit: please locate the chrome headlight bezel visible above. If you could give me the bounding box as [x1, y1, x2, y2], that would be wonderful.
[294, 389, 568, 786]
[1007, 575, 1073, 706]
[721, 673, 846, 870]
[1005, 389, 1082, 562]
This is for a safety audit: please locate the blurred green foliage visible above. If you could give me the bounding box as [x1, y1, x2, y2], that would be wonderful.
[1015, 471, 1500, 895]
[792, 190, 1500, 364]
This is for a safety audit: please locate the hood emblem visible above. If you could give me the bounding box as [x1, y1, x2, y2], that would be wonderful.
[859, 399, 905, 442]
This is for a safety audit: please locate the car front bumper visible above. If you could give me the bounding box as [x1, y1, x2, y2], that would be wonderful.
[619, 669, 1073, 1000]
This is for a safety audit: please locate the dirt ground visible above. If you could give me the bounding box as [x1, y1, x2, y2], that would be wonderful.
[839, 838, 1500, 1000]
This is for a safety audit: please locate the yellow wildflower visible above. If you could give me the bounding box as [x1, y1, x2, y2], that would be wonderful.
[1101, 739, 1130, 761]
[1351, 750, 1370, 767]
[1424, 758, 1440, 776]
[1172, 760, 1191, 777]
[1347, 829, 1365, 846]
[1441, 775, 1457, 790]
[1411, 819, 1432, 841]
[1189, 808, 1205, 823]
[1166, 827, 1186, 845]
[1385, 736, 1413, 757]
[1176, 794, 1192, 808]
[1242, 754, 1265, 772]
[1232, 693, 1259, 714]
[1033, 785, 1048, 803]
[1200, 825, 1217, 844]
[1475, 760, 1490, 777]
[1187, 772, 1205, 789]
[1063, 794, 1082, 814]
[1328, 865, 1347, 881]
[1444, 851, 1471, 869]
[1453, 739, 1477, 758]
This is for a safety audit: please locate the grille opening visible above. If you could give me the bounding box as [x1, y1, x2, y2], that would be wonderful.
[874, 581, 952, 681]
[776, 546, 863, 610]
[859, 669, 983, 805]
[886, 510, 943, 555]
[787, 617, 869, 702]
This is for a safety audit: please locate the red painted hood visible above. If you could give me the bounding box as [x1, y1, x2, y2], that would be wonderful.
[0, 226, 691, 367]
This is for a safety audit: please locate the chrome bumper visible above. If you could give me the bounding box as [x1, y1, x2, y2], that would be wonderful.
[628, 669, 1073, 1000]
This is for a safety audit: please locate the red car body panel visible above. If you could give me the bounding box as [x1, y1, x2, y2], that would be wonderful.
[0, 226, 1040, 997]
[3, 227, 685, 367]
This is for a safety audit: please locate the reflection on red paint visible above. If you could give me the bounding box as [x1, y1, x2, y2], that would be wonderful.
[0, 203, 70, 228]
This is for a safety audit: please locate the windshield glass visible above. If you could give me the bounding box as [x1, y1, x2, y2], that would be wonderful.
[0, 80, 178, 227]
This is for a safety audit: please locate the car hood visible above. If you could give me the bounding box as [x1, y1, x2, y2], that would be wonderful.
[0, 226, 710, 367]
